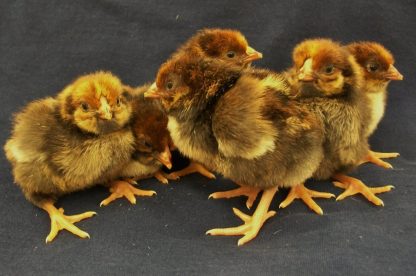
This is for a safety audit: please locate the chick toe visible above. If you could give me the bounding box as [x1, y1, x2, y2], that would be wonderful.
[206, 187, 277, 246]
[100, 180, 156, 206]
[333, 174, 393, 206]
[279, 184, 334, 215]
[209, 185, 261, 209]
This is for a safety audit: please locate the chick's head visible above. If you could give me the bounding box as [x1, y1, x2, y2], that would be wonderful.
[58, 71, 132, 135]
[131, 101, 172, 169]
[184, 28, 262, 66]
[145, 55, 240, 113]
[293, 39, 356, 96]
[347, 42, 403, 92]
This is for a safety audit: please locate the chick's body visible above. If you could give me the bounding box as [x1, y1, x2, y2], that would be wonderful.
[146, 56, 325, 245]
[4, 72, 135, 242]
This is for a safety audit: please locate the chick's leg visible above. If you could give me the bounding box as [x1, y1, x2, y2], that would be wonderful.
[40, 200, 96, 243]
[360, 150, 400, 169]
[333, 174, 394, 206]
[209, 185, 260, 209]
[100, 180, 156, 206]
[206, 187, 277, 246]
[279, 183, 335, 215]
[167, 161, 216, 180]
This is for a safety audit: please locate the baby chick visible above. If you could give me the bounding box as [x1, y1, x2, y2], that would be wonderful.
[4, 72, 137, 242]
[347, 42, 403, 169]
[280, 39, 393, 210]
[168, 28, 264, 204]
[100, 84, 173, 206]
[145, 55, 325, 245]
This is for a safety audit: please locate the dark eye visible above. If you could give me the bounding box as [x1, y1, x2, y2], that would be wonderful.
[324, 65, 334, 74]
[144, 141, 152, 148]
[81, 102, 89, 112]
[367, 63, 379, 72]
[166, 82, 173, 90]
[226, 51, 236, 58]
[116, 97, 121, 106]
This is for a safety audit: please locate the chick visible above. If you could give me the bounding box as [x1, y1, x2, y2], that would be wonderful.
[4, 72, 137, 242]
[100, 84, 173, 206]
[165, 28, 264, 181]
[279, 39, 393, 210]
[347, 42, 403, 169]
[144, 55, 325, 245]
[167, 28, 265, 205]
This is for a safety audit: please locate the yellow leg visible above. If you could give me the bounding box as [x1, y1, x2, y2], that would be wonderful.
[206, 187, 278, 246]
[360, 150, 400, 169]
[167, 161, 216, 180]
[41, 200, 96, 243]
[333, 174, 394, 206]
[279, 183, 335, 215]
[209, 185, 261, 209]
[100, 180, 156, 206]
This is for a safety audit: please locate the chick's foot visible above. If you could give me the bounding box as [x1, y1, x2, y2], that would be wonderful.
[41, 201, 96, 243]
[167, 161, 216, 180]
[360, 150, 400, 169]
[209, 185, 260, 209]
[100, 180, 156, 206]
[333, 174, 394, 206]
[206, 187, 277, 246]
[279, 183, 334, 215]
[154, 170, 170, 184]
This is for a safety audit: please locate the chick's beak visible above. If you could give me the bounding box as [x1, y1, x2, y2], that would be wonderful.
[298, 58, 314, 82]
[156, 145, 172, 169]
[98, 97, 112, 120]
[144, 82, 161, 98]
[244, 46, 263, 63]
[385, 65, 404, 81]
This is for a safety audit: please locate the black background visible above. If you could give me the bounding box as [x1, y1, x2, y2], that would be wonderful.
[1, 0, 415, 275]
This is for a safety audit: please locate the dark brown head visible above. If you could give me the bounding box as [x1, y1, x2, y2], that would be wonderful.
[58, 71, 132, 135]
[130, 92, 172, 169]
[144, 55, 241, 114]
[292, 38, 358, 96]
[177, 28, 262, 67]
[347, 41, 403, 93]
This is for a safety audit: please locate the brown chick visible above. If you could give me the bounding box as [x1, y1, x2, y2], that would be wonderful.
[100, 84, 173, 206]
[280, 39, 394, 210]
[144, 54, 325, 245]
[167, 28, 264, 203]
[4, 72, 138, 242]
[347, 42, 403, 169]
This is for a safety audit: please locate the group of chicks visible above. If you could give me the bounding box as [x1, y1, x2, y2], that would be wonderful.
[4, 29, 403, 246]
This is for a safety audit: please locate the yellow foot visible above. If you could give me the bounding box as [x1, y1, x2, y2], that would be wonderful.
[279, 183, 335, 215]
[167, 161, 216, 180]
[333, 174, 394, 206]
[154, 170, 169, 184]
[206, 187, 277, 246]
[41, 201, 96, 243]
[360, 150, 400, 169]
[209, 186, 260, 209]
[100, 180, 156, 206]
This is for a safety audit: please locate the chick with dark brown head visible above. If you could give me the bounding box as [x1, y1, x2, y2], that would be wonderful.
[99, 84, 176, 206]
[4, 72, 142, 242]
[145, 54, 325, 245]
[166, 28, 263, 204]
[347, 42, 403, 169]
[280, 39, 394, 210]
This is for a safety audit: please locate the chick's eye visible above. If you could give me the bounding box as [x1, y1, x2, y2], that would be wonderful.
[226, 51, 236, 58]
[116, 97, 121, 106]
[324, 65, 335, 74]
[166, 82, 174, 90]
[81, 102, 89, 112]
[144, 141, 152, 148]
[367, 63, 379, 72]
